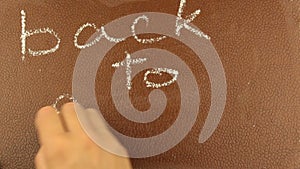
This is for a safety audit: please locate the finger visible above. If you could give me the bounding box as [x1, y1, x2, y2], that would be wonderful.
[84, 108, 129, 157]
[60, 102, 84, 134]
[35, 106, 65, 145]
[35, 148, 47, 169]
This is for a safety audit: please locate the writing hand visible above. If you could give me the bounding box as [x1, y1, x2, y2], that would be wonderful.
[35, 103, 132, 169]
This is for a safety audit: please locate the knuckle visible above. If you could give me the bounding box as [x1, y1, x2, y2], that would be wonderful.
[62, 102, 75, 109]
[61, 102, 75, 113]
[82, 137, 94, 149]
[38, 106, 54, 114]
[47, 136, 68, 157]
[35, 148, 44, 166]
[35, 106, 54, 124]
[34, 152, 40, 163]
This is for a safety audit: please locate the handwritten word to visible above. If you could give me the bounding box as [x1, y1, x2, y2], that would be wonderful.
[112, 52, 179, 90]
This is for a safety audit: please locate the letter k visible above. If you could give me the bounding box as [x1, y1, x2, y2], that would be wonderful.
[176, 0, 210, 40]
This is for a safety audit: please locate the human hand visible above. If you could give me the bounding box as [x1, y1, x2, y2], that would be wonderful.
[35, 103, 132, 169]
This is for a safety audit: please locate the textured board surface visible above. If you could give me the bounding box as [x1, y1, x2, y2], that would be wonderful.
[0, 0, 299, 169]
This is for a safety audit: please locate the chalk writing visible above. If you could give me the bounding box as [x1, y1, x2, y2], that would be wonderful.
[144, 68, 179, 88]
[74, 23, 126, 49]
[131, 15, 167, 44]
[176, 0, 210, 40]
[21, 0, 210, 61]
[21, 10, 61, 61]
[112, 51, 147, 90]
[112, 51, 179, 90]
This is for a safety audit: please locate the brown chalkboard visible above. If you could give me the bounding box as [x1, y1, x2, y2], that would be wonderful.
[0, 0, 299, 169]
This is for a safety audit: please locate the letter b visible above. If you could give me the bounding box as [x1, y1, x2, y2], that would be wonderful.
[21, 10, 61, 61]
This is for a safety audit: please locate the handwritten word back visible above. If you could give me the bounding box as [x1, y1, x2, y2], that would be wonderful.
[20, 0, 210, 60]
